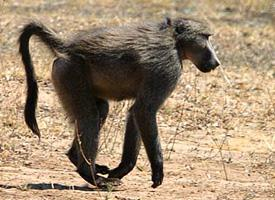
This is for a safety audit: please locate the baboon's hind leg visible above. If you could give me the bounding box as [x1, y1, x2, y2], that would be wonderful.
[95, 98, 110, 174]
[52, 58, 115, 187]
[67, 98, 110, 175]
[96, 98, 109, 129]
[67, 140, 110, 175]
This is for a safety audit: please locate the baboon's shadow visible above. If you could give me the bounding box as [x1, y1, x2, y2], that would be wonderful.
[0, 183, 121, 191]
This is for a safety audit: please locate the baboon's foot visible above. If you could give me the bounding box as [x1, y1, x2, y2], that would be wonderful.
[77, 167, 121, 188]
[95, 176, 122, 188]
[66, 150, 110, 175]
[108, 162, 135, 179]
[95, 164, 110, 175]
[151, 169, 164, 188]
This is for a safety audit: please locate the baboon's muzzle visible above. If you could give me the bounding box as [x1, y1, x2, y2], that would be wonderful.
[196, 57, 220, 73]
[196, 41, 220, 73]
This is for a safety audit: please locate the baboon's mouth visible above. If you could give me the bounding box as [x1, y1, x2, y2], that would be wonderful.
[196, 65, 215, 73]
[196, 61, 220, 73]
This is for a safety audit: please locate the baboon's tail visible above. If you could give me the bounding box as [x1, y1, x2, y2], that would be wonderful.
[18, 21, 66, 138]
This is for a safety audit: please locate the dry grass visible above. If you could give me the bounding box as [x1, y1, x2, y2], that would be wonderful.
[0, 0, 274, 200]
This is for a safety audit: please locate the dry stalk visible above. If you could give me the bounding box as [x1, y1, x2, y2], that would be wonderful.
[210, 88, 231, 181]
[109, 102, 124, 153]
[266, 88, 275, 113]
[111, 100, 131, 153]
[218, 65, 232, 87]
[166, 105, 185, 160]
[99, 110, 115, 151]
[211, 134, 229, 181]
[74, 120, 102, 197]
[261, 133, 275, 152]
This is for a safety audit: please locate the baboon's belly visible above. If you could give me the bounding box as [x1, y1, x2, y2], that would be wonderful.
[90, 67, 142, 101]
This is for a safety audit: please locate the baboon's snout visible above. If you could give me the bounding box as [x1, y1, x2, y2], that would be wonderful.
[195, 41, 220, 73]
[208, 53, 220, 69]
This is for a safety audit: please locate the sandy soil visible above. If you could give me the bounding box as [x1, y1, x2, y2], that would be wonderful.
[0, 0, 274, 199]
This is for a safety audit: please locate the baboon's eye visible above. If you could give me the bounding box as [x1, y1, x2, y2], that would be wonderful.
[175, 26, 185, 35]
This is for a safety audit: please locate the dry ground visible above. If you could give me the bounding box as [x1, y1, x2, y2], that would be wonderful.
[0, 0, 274, 199]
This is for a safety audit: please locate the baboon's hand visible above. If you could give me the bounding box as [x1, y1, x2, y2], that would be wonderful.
[151, 170, 164, 188]
[95, 164, 110, 175]
[96, 176, 122, 188]
[77, 168, 121, 188]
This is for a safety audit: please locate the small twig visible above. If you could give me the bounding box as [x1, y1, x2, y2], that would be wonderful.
[267, 88, 275, 113]
[218, 65, 232, 87]
[218, 140, 229, 181]
[166, 105, 185, 160]
[261, 133, 275, 152]
[110, 102, 124, 153]
[99, 112, 115, 151]
[74, 120, 99, 190]
[212, 134, 229, 181]
[213, 91, 230, 181]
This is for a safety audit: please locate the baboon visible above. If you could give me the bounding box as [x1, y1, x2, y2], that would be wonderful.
[18, 17, 220, 188]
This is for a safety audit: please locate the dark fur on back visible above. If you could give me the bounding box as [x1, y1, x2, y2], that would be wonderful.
[66, 22, 176, 63]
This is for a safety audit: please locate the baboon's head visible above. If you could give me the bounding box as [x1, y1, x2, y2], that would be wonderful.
[172, 17, 220, 72]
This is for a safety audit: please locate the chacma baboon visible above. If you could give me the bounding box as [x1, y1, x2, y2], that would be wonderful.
[18, 17, 220, 188]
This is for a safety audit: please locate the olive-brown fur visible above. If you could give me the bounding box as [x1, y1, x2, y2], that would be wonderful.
[18, 17, 220, 188]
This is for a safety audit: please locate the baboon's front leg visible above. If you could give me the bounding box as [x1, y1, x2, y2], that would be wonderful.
[122, 75, 174, 188]
[133, 105, 163, 188]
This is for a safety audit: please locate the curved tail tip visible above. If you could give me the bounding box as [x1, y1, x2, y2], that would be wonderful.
[34, 130, 41, 140]
[30, 124, 41, 140]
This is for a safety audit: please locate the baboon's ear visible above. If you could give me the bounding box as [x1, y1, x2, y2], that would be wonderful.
[160, 17, 172, 30]
[164, 17, 172, 27]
